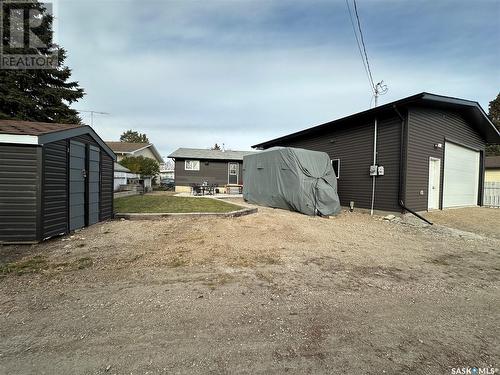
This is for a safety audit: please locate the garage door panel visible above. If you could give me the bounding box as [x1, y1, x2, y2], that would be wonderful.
[443, 142, 479, 208]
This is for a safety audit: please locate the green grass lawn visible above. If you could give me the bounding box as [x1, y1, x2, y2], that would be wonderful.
[114, 194, 242, 213]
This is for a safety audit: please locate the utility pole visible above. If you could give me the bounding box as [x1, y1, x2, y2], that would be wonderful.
[370, 81, 388, 216]
[76, 110, 110, 128]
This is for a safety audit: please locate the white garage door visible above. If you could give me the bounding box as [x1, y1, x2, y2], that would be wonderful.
[443, 142, 480, 208]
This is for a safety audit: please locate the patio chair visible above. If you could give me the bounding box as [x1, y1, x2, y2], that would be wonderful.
[191, 184, 202, 196]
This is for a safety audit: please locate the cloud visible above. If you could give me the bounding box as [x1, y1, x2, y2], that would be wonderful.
[56, 0, 500, 156]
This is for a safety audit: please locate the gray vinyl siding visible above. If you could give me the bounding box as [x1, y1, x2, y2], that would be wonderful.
[0, 144, 40, 243]
[42, 140, 68, 238]
[175, 159, 243, 186]
[268, 115, 402, 211]
[405, 106, 485, 211]
[374, 117, 402, 211]
[100, 153, 114, 220]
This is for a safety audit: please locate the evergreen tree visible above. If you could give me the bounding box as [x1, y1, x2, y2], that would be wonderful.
[211, 143, 221, 150]
[120, 130, 149, 143]
[486, 92, 500, 156]
[0, 1, 84, 123]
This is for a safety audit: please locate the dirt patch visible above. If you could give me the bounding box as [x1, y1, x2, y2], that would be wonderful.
[424, 207, 500, 239]
[0, 203, 499, 374]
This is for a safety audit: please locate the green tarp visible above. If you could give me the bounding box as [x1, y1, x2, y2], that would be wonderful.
[243, 147, 341, 216]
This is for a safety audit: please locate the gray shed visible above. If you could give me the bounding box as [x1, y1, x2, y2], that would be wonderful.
[243, 147, 341, 216]
[0, 120, 116, 244]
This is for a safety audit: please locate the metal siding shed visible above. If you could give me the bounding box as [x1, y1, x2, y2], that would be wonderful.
[0, 120, 116, 244]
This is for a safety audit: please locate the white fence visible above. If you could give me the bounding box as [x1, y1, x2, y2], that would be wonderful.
[484, 182, 500, 207]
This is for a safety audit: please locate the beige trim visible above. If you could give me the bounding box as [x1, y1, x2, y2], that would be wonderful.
[485, 169, 500, 182]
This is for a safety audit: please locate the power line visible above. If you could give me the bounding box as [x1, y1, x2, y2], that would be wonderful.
[352, 0, 375, 91]
[345, 0, 388, 107]
[345, 0, 373, 95]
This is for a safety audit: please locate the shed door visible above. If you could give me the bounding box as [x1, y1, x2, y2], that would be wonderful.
[69, 141, 86, 231]
[443, 142, 480, 208]
[88, 145, 100, 225]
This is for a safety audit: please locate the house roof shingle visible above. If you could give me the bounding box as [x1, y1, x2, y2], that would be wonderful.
[0, 119, 81, 135]
[168, 147, 257, 161]
[105, 142, 150, 153]
[485, 156, 500, 169]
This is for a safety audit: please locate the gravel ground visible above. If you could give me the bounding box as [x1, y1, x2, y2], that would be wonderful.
[0, 202, 499, 374]
[424, 207, 500, 239]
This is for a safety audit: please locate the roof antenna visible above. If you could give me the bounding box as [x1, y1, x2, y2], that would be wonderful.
[75, 110, 110, 128]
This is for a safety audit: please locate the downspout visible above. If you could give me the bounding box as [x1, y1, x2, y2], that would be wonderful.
[392, 105, 433, 225]
[370, 117, 377, 215]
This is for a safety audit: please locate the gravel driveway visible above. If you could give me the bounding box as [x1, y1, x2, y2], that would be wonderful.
[1, 203, 499, 374]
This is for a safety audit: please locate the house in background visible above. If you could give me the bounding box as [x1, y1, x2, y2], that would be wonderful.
[485, 156, 500, 182]
[106, 142, 164, 164]
[106, 141, 164, 186]
[253, 92, 500, 213]
[168, 148, 256, 192]
[159, 159, 175, 180]
[113, 162, 139, 191]
[0, 120, 115, 244]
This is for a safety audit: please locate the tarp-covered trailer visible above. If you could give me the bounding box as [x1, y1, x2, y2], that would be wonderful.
[243, 147, 341, 216]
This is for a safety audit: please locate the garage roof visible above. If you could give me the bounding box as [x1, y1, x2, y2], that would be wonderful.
[0, 120, 116, 159]
[253, 92, 500, 148]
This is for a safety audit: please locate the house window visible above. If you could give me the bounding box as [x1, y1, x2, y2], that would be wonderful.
[185, 160, 200, 171]
[331, 159, 340, 178]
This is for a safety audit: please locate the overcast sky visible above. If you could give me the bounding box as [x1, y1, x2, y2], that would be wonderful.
[57, 0, 500, 159]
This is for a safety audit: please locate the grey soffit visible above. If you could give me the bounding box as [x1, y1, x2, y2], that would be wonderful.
[169, 148, 257, 161]
[485, 156, 500, 169]
[0, 120, 116, 160]
[252, 92, 500, 148]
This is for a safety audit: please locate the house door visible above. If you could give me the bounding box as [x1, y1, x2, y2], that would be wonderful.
[69, 140, 86, 230]
[88, 145, 100, 225]
[428, 157, 441, 210]
[228, 162, 239, 184]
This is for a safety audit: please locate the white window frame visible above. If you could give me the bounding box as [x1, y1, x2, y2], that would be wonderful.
[185, 160, 200, 171]
[331, 159, 340, 179]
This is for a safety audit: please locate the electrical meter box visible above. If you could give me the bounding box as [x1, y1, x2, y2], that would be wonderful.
[377, 166, 385, 176]
[369, 165, 378, 176]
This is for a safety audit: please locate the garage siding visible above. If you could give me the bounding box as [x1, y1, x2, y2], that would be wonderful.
[405, 107, 485, 211]
[0, 144, 40, 243]
[269, 115, 401, 211]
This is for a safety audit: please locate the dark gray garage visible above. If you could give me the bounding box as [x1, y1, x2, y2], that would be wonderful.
[253, 93, 500, 214]
[0, 120, 116, 244]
